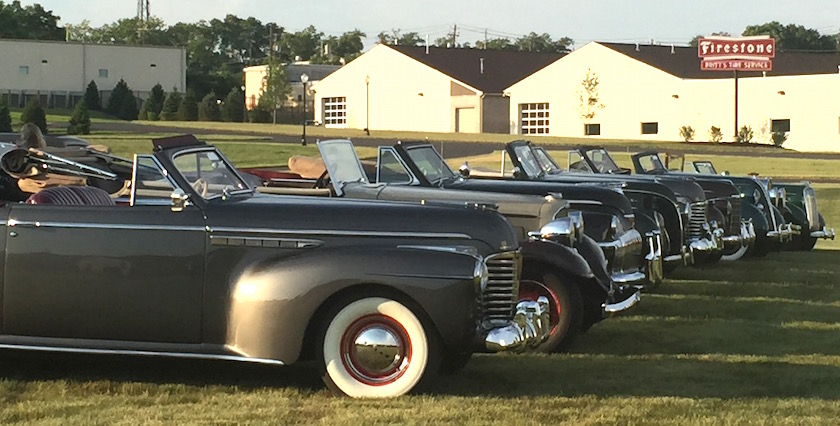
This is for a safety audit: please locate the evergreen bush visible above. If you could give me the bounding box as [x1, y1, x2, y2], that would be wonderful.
[67, 99, 91, 135]
[20, 98, 48, 134]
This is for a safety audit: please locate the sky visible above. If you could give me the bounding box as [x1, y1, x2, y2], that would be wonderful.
[27, 0, 840, 50]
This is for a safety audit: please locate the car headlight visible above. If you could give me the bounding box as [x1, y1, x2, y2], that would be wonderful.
[473, 259, 489, 292]
[531, 216, 580, 247]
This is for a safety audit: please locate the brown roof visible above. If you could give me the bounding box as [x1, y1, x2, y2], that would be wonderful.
[388, 45, 564, 93]
[600, 42, 840, 79]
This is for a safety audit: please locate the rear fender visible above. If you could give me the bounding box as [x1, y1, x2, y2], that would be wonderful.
[224, 245, 481, 364]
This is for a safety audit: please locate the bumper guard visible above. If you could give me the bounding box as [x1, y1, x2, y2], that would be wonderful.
[484, 296, 551, 352]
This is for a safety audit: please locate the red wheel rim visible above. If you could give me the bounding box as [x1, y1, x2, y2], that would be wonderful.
[340, 314, 412, 386]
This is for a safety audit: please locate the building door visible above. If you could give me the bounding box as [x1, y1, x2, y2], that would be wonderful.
[455, 108, 479, 133]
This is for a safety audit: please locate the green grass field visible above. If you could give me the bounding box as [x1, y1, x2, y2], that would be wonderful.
[1, 112, 839, 424]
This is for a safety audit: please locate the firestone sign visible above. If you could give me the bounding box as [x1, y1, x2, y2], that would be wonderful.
[698, 36, 775, 71]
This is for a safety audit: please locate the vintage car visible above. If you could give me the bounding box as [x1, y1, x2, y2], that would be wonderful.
[688, 160, 835, 250]
[0, 135, 552, 398]
[569, 146, 758, 261]
[628, 150, 794, 257]
[249, 139, 642, 353]
[490, 140, 710, 272]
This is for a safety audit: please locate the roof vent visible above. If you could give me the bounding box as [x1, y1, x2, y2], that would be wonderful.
[635, 43, 639, 51]
[670, 44, 675, 54]
[480, 57, 485, 74]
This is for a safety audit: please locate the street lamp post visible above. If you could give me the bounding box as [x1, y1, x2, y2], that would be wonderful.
[364, 75, 370, 135]
[300, 73, 309, 146]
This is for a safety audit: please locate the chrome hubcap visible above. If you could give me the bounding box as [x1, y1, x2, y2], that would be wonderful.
[341, 315, 410, 385]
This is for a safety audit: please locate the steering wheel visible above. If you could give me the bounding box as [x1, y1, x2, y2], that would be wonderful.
[314, 170, 331, 189]
[192, 177, 209, 197]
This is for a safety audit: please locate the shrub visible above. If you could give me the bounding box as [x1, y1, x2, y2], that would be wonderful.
[139, 97, 157, 121]
[771, 131, 788, 147]
[222, 88, 245, 122]
[736, 125, 754, 144]
[84, 80, 101, 111]
[106, 79, 139, 120]
[148, 83, 165, 116]
[0, 101, 11, 132]
[708, 126, 722, 143]
[160, 88, 182, 121]
[176, 91, 198, 121]
[198, 92, 222, 122]
[67, 99, 91, 135]
[679, 125, 695, 142]
[248, 104, 272, 123]
[20, 98, 48, 134]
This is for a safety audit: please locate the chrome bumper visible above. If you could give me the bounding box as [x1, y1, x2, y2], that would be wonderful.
[604, 288, 641, 314]
[484, 296, 551, 352]
[811, 226, 836, 240]
[768, 223, 798, 243]
[599, 229, 647, 287]
[722, 221, 756, 248]
[642, 231, 664, 287]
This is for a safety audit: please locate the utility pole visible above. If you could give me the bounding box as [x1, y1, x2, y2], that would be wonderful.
[484, 28, 488, 49]
[136, 0, 150, 44]
[451, 24, 457, 47]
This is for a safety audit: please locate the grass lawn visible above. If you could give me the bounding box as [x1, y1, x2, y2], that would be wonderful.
[1, 115, 838, 424]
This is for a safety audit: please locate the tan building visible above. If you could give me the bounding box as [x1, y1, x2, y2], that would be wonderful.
[311, 44, 562, 132]
[243, 63, 340, 116]
[0, 39, 185, 108]
[506, 42, 840, 152]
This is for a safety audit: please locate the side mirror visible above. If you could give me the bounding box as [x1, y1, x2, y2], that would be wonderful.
[512, 166, 523, 179]
[458, 162, 471, 178]
[170, 188, 190, 212]
[721, 171, 731, 176]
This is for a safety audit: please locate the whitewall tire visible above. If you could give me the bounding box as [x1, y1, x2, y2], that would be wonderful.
[319, 297, 433, 398]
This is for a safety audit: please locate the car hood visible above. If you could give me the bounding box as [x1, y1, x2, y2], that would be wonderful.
[446, 178, 634, 215]
[203, 193, 520, 254]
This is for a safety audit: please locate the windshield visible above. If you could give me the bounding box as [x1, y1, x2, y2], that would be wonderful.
[405, 145, 455, 184]
[533, 147, 562, 174]
[584, 148, 621, 173]
[318, 140, 368, 186]
[172, 149, 252, 200]
[693, 161, 717, 175]
[637, 154, 668, 174]
[512, 144, 543, 177]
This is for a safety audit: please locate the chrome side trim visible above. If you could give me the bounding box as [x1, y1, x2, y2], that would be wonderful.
[0, 344, 285, 365]
[209, 235, 323, 249]
[7, 220, 205, 232]
[210, 226, 472, 240]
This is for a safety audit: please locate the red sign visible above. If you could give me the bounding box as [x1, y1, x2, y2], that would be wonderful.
[701, 59, 773, 71]
[698, 37, 775, 59]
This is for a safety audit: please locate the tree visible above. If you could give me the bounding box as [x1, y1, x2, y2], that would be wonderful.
[278, 25, 323, 62]
[20, 98, 47, 134]
[742, 22, 837, 51]
[222, 87, 245, 122]
[515, 32, 573, 53]
[198, 92, 222, 121]
[84, 80, 101, 111]
[475, 37, 517, 50]
[679, 125, 695, 142]
[0, 100, 11, 132]
[578, 69, 605, 124]
[139, 83, 166, 119]
[708, 126, 723, 142]
[689, 32, 731, 47]
[139, 97, 157, 120]
[312, 29, 366, 64]
[0, 1, 64, 40]
[736, 125, 754, 143]
[106, 79, 138, 120]
[160, 88, 182, 121]
[67, 99, 91, 135]
[177, 91, 199, 121]
[377, 29, 424, 46]
[261, 60, 291, 124]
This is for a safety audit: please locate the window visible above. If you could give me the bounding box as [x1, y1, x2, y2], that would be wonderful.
[519, 103, 549, 134]
[641, 122, 659, 135]
[584, 123, 601, 136]
[19, 66, 29, 75]
[322, 96, 347, 127]
[377, 149, 413, 184]
[771, 119, 790, 133]
[99, 69, 108, 78]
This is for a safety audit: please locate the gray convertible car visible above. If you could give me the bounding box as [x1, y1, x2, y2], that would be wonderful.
[0, 135, 550, 398]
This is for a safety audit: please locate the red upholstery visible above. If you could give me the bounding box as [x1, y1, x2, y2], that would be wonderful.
[26, 186, 116, 206]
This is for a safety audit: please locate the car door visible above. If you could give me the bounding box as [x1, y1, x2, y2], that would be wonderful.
[3, 199, 206, 344]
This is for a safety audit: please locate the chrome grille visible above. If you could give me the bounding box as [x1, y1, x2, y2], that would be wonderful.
[729, 196, 742, 234]
[688, 201, 708, 240]
[482, 251, 520, 323]
[804, 187, 819, 230]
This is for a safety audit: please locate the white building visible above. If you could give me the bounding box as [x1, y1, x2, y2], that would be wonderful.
[243, 63, 340, 112]
[506, 42, 840, 152]
[0, 39, 186, 108]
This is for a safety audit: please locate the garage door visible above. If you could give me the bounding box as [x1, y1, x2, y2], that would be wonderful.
[455, 108, 478, 133]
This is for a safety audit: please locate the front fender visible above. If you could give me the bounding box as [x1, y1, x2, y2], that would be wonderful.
[225, 245, 481, 364]
[521, 237, 610, 297]
[741, 203, 769, 236]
